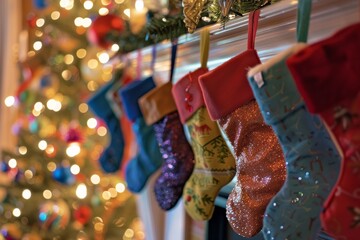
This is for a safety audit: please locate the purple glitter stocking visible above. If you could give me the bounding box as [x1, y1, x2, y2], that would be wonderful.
[139, 81, 195, 211]
[153, 111, 195, 210]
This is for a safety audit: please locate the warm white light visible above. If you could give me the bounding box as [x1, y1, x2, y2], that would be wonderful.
[135, 0, 144, 12]
[33, 41, 42, 51]
[110, 44, 119, 53]
[87, 81, 98, 92]
[102, 191, 111, 200]
[101, 0, 111, 5]
[87, 59, 98, 69]
[115, 0, 124, 3]
[76, 49, 87, 59]
[109, 188, 117, 198]
[24, 170, 33, 179]
[64, 54, 74, 64]
[76, 183, 87, 199]
[12, 208, 21, 217]
[47, 99, 56, 110]
[124, 9, 130, 18]
[8, 158, 17, 169]
[66, 142, 81, 157]
[87, 118, 97, 129]
[51, 11, 60, 20]
[90, 174, 100, 185]
[83, 0, 93, 9]
[82, 18, 92, 28]
[79, 103, 88, 113]
[60, 0, 74, 10]
[97, 126, 107, 136]
[4, 96, 15, 107]
[70, 164, 80, 175]
[98, 7, 109, 16]
[22, 189, 32, 199]
[38, 140, 48, 151]
[36, 18, 45, 27]
[52, 100, 62, 112]
[46, 144, 55, 155]
[18, 146, 28, 155]
[43, 190, 52, 199]
[47, 162, 57, 172]
[35, 30, 43, 37]
[74, 17, 83, 27]
[116, 183, 125, 193]
[32, 109, 41, 117]
[62, 70, 72, 80]
[34, 102, 44, 112]
[46, 99, 62, 112]
[98, 52, 109, 64]
[124, 229, 134, 238]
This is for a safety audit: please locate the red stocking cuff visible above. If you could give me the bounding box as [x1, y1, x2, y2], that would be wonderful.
[172, 67, 208, 124]
[199, 49, 260, 120]
[287, 22, 360, 114]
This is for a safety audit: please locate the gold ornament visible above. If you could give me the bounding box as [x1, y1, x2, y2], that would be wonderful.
[218, 0, 234, 16]
[183, 0, 208, 33]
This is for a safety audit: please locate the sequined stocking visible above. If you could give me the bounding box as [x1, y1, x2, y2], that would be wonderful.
[287, 23, 360, 239]
[119, 77, 163, 193]
[183, 106, 236, 220]
[247, 46, 341, 240]
[198, 10, 285, 236]
[218, 101, 285, 238]
[152, 112, 195, 210]
[139, 82, 195, 210]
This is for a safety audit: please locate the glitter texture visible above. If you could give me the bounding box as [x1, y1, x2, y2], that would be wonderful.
[153, 111, 195, 210]
[183, 107, 236, 221]
[248, 53, 341, 240]
[218, 100, 286, 238]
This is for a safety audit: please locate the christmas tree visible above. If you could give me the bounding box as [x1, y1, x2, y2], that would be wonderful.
[0, 1, 147, 239]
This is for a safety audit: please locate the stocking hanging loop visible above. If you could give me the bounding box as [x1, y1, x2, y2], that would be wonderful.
[296, 0, 312, 43]
[200, 27, 210, 68]
[136, 49, 142, 80]
[150, 44, 157, 73]
[247, 9, 260, 50]
[170, 39, 178, 83]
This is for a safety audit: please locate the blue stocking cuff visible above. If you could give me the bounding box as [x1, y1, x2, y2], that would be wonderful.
[119, 76, 156, 121]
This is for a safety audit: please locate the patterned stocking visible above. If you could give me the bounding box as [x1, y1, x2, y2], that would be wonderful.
[247, 44, 341, 240]
[287, 22, 360, 239]
[172, 68, 236, 221]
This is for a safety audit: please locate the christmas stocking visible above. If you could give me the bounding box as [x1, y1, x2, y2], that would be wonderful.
[198, 11, 286, 237]
[247, 44, 342, 240]
[287, 22, 360, 239]
[87, 81, 125, 173]
[172, 67, 236, 221]
[119, 76, 163, 193]
[139, 81, 195, 210]
[107, 71, 135, 178]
